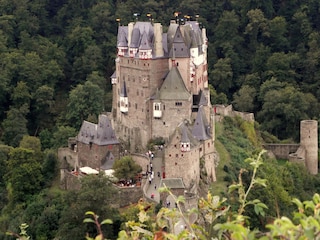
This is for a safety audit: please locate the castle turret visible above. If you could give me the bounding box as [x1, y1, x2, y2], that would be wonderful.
[180, 123, 191, 152]
[300, 120, 318, 175]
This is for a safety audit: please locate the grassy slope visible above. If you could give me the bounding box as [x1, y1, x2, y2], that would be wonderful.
[211, 117, 258, 195]
[210, 121, 230, 195]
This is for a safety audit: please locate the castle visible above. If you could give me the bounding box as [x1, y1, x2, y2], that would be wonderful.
[110, 16, 217, 190]
[58, 15, 217, 193]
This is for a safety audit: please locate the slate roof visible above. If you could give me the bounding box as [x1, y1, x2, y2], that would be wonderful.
[159, 66, 190, 100]
[169, 26, 189, 58]
[77, 114, 119, 145]
[180, 123, 190, 143]
[100, 151, 115, 170]
[193, 90, 208, 107]
[129, 22, 154, 49]
[130, 28, 141, 48]
[177, 121, 199, 147]
[117, 26, 128, 47]
[191, 106, 211, 141]
[110, 71, 116, 79]
[139, 31, 152, 50]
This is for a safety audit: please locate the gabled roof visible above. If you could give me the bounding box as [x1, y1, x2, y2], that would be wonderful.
[169, 26, 189, 58]
[130, 28, 141, 48]
[193, 90, 208, 106]
[180, 123, 190, 143]
[100, 151, 115, 170]
[77, 114, 119, 146]
[159, 67, 190, 100]
[129, 22, 154, 49]
[191, 106, 211, 141]
[139, 31, 152, 50]
[110, 71, 116, 79]
[120, 81, 127, 97]
[117, 26, 128, 47]
[183, 21, 203, 49]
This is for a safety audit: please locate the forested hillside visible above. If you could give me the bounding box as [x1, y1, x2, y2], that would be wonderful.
[0, 0, 320, 239]
[0, 0, 319, 146]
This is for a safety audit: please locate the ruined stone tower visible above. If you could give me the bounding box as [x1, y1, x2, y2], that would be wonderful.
[300, 120, 318, 175]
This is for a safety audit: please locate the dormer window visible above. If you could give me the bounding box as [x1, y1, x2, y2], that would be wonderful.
[181, 142, 190, 152]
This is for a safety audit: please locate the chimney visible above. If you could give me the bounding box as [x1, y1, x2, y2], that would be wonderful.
[154, 23, 164, 57]
[128, 22, 134, 47]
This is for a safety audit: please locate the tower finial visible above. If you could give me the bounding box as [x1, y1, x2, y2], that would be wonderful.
[116, 18, 121, 26]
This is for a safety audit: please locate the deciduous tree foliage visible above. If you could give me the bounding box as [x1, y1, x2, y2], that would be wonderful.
[56, 174, 120, 240]
[66, 81, 104, 129]
[113, 156, 142, 181]
[4, 147, 43, 203]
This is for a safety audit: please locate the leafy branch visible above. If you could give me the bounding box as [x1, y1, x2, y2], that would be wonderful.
[83, 211, 113, 240]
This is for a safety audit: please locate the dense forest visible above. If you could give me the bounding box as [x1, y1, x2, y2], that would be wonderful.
[0, 0, 320, 239]
[0, 0, 319, 145]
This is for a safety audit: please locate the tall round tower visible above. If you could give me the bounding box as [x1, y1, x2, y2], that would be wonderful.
[300, 120, 318, 175]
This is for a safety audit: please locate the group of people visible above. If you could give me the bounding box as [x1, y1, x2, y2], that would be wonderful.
[146, 150, 155, 160]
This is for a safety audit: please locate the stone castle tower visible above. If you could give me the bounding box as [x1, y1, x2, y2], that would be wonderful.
[110, 15, 216, 189]
[300, 120, 318, 174]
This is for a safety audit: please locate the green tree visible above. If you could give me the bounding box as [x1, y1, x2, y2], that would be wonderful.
[38, 129, 53, 150]
[33, 85, 55, 131]
[11, 81, 31, 112]
[303, 32, 320, 99]
[19, 135, 43, 163]
[232, 85, 256, 112]
[56, 174, 120, 240]
[209, 84, 228, 105]
[52, 126, 77, 149]
[42, 150, 58, 184]
[211, 58, 233, 96]
[244, 9, 269, 51]
[113, 156, 142, 181]
[264, 52, 300, 84]
[2, 108, 28, 147]
[268, 16, 289, 52]
[4, 147, 43, 204]
[258, 83, 310, 139]
[66, 81, 104, 129]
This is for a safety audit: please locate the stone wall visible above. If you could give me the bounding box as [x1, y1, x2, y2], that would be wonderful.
[77, 142, 120, 169]
[213, 104, 255, 122]
[58, 147, 78, 169]
[59, 170, 143, 207]
[131, 153, 151, 173]
[263, 144, 300, 160]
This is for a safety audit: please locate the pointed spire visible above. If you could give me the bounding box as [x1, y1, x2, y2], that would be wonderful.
[192, 106, 210, 141]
